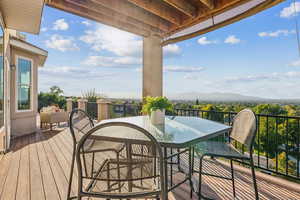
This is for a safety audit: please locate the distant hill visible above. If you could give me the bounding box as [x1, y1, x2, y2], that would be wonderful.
[167, 92, 269, 102]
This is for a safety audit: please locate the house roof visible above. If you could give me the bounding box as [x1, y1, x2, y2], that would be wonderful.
[0, 0, 44, 34]
[10, 36, 48, 66]
[45, 0, 284, 45]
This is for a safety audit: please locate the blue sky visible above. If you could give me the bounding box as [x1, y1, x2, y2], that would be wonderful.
[24, 1, 300, 99]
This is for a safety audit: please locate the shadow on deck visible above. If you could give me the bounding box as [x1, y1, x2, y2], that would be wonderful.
[0, 125, 300, 200]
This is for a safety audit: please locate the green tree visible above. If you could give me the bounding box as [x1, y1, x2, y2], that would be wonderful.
[275, 152, 297, 176]
[50, 85, 64, 96]
[201, 104, 223, 122]
[38, 86, 66, 111]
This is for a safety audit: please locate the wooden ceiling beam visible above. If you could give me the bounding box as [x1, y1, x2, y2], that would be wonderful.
[66, 0, 163, 34]
[162, 0, 197, 17]
[46, 0, 150, 37]
[90, 0, 171, 32]
[199, 0, 215, 10]
[127, 0, 182, 26]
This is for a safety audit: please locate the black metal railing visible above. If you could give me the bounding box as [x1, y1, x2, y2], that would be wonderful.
[174, 108, 300, 181]
[86, 102, 98, 120]
[110, 104, 142, 118]
[72, 101, 78, 109]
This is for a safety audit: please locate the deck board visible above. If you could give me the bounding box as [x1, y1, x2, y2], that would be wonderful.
[0, 144, 13, 199]
[29, 134, 45, 200]
[1, 137, 22, 200]
[41, 132, 69, 200]
[1, 125, 300, 200]
[16, 136, 30, 200]
[37, 132, 61, 200]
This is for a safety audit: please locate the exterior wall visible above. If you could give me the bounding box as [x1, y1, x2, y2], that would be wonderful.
[10, 46, 39, 137]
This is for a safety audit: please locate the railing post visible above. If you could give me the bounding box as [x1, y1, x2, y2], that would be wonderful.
[97, 99, 111, 121]
[66, 98, 73, 113]
[77, 98, 87, 111]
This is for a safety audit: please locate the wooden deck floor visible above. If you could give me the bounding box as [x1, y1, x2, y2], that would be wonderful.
[0, 125, 300, 200]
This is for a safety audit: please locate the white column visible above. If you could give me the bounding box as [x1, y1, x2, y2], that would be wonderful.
[143, 35, 163, 98]
[3, 29, 11, 151]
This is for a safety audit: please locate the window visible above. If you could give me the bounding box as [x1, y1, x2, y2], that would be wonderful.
[16, 57, 32, 111]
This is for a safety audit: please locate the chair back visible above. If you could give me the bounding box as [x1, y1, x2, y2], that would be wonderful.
[230, 109, 257, 149]
[76, 122, 165, 199]
[69, 109, 94, 145]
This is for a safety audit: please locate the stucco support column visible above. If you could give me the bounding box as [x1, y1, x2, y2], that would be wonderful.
[77, 99, 87, 111]
[143, 35, 163, 98]
[66, 98, 73, 113]
[1, 28, 12, 151]
[97, 99, 111, 121]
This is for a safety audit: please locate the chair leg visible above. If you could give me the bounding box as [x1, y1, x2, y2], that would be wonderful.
[230, 159, 236, 198]
[117, 152, 121, 193]
[250, 157, 259, 200]
[198, 156, 204, 200]
[67, 147, 76, 200]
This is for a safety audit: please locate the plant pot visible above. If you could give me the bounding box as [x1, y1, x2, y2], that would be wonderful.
[150, 109, 165, 125]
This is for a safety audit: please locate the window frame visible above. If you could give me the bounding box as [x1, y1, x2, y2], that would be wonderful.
[15, 55, 33, 112]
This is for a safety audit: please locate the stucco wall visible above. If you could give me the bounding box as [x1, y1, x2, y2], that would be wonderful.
[10, 46, 39, 137]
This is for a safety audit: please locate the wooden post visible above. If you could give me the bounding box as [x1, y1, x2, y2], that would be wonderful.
[77, 99, 87, 111]
[97, 99, 111, 121]
[143, 35, 163, 98]
[66, 98, 73, 113]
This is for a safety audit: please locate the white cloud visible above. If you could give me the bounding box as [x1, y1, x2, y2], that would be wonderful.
[163, 44, 181, 57]
[41, 27, 48, 32]
[224, 35, 241, 44]
[39, 66, 116, 80]
[258, 29, 295, 37]
[197, 37, 217, 45]
[164, 66, 204, 73]
[82, 55, 141, 67]
[81, 20, 91, 26]
[80, 24, 142, 57]
[289, 59, 300, 67]
[225, 71, 300, 83]
[184, 73, 199, 80]
[53, 19, 69, 30]
[280, 2, 300, 18]
[45, 34, 79, 52]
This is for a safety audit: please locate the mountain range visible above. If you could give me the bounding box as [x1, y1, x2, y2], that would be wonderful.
[167, 92, 284, 102]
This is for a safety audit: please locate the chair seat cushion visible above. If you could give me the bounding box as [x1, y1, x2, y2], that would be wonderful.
[196, 141, 249, 159]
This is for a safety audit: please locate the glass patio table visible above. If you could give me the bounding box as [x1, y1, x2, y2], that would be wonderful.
[93, 115, 231, 199]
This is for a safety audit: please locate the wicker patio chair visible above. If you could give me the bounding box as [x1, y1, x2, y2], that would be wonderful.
[196, 108, 259, 200]
[75, 122, 165, 200]
[67, 109, 125, 200]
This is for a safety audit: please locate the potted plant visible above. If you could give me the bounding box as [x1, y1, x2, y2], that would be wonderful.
[142, 96, 173, 125]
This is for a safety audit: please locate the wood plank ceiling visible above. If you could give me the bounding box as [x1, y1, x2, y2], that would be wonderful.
[45, 0, 284, 45]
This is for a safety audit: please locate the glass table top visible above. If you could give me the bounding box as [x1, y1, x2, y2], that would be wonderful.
[98, 116, 231, 147]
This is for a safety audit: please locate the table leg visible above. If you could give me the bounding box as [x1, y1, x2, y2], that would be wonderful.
[126, 143, 133, 195]
[163, 147, 168, 200]
[189, 147, 194, 198]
